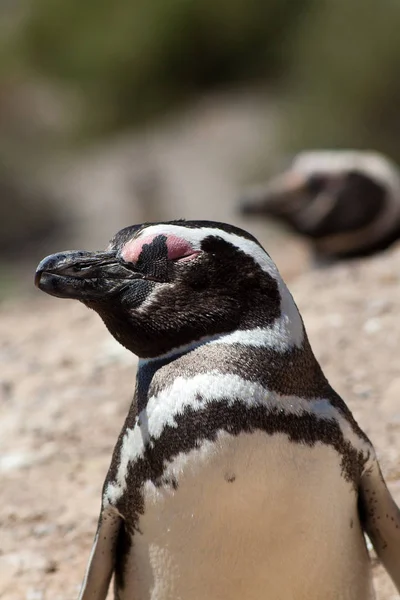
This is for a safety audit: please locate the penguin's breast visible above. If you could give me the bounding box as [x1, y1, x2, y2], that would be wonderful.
[120, 430, 373, 600]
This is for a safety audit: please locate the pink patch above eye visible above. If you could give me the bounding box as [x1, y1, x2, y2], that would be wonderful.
[165, 235, 199, 261]
[121, 234, 157, 262]
[121, 233, 200, 262]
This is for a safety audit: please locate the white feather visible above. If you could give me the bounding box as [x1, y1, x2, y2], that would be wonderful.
[104, 372, 371, 506]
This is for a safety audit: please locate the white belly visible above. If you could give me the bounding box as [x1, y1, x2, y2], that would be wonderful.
[119, 431, 373, 600]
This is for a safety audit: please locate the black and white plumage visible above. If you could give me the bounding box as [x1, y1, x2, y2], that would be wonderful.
[240, 150, 400, 262]
[35, 220, 400, 599]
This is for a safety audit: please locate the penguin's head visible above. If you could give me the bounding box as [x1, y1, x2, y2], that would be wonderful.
[35, 220, 302, 357]
[240, 150, 400, 259]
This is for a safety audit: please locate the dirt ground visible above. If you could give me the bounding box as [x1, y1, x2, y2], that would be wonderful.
[1, 237, 399, 599]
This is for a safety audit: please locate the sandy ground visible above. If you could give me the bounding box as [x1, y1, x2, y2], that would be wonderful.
[1, 238, 399, 600]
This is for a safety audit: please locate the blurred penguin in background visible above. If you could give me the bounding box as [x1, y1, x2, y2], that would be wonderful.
[240, 151, 400, 263]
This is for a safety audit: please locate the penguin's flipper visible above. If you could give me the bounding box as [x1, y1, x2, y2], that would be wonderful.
[359, 458, 400, 592]
[78, 507, 122, 600]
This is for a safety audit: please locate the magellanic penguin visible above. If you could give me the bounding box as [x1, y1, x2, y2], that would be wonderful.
[35, 220, 400, 600]
[240, 150, 400, 262]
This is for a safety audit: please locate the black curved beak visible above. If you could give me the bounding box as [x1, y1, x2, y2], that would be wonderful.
[35, 250, 141, 300]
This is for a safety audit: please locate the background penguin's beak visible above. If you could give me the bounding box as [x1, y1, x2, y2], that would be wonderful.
[35, 249, 140, 300]
[239, 172, 309, 217]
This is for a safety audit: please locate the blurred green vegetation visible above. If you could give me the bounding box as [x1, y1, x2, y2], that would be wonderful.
[281, 0, 400, 162]
[14, 0, 310, 135]
[0, 0, 399, 158]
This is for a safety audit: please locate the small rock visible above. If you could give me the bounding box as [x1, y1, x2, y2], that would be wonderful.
[366, 298, 392, 316]
[44, 559, 58, 574]
[26, 590, 43, 600]
[32, 523, 56, 538]
[352, 383, 372, 398]
[0, 380, 13, 400]
[326, 313, 343, 328]
[0, 452, 32, 473]
[363, 318, 381, 334]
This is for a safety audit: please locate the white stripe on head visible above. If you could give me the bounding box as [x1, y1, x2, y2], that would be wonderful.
[104, 372, 372, 505]
[293, 150, 400, 192]
[135, 224, 304, 351]
[136, 223, 277, 273]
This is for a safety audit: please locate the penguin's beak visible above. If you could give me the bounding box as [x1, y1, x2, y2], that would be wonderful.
[35, 250, 141, 300]
[240, 172, 309, 217]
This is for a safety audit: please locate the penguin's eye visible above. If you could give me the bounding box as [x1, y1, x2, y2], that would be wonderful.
[306, 174, 328, 195]
[163, 235, 201, 262]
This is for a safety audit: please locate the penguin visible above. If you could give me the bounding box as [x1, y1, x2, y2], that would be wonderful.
[240, 150, 400, 262]
[35, 220, 400, 600]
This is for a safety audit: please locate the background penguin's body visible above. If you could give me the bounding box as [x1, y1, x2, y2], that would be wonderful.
[240, 150, 400, 262]
[35, 220, 400, 599]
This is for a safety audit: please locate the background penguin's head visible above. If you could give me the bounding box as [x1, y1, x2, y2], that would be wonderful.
[35, 220, 302, 358]
[240, 150, 400, 260]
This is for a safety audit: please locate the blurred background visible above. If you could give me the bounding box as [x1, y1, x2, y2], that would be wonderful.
[1, 0, 400, 290]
